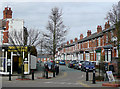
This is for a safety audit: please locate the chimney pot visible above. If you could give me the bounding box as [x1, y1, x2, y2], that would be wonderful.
[80, 34, 83, 40]
[67, 41, 69, 45]
[105, 21, 110, 30]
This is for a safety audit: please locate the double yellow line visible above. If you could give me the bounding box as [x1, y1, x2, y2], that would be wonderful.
[77, 80, 91, 87]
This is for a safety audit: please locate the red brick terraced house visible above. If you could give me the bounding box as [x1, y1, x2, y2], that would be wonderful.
[56, 21, 118, 65]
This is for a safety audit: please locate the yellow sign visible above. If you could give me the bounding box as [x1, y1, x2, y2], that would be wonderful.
[8, 46, 28, 52]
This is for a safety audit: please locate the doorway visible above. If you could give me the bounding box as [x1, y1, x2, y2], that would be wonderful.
[13, 56, 19, 73]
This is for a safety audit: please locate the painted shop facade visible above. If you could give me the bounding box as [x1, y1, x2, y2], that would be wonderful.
[0, 46, 30, 75]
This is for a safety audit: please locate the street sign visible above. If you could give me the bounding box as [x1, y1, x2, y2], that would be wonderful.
[106, 71, 115, 82]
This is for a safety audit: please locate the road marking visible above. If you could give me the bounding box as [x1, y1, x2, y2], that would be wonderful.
[44, 82, 80, 85]
[77, 80, 91, 87]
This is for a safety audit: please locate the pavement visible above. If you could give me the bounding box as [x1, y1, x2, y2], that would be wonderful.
[1, 64, 120, 88]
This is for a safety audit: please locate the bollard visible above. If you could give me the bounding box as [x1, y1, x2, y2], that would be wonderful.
[32, 70, 34, 80]
[53, 68, 55, 77]
[9, 70, 11, 81]
[56, 65, 59, 75]
[46, 69, 48, 79]
[92, 68, 96, 84]
[57, 66, 59, 74]
[86, 68, 89, 81]
[56, 67, 58, 75]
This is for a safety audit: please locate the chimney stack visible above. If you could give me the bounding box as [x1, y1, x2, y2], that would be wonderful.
[105, 21, 110, 30]
[67, 41, 69, 45]
[70, 39, 73, 44]
[87, 30, 91, 37]
[3, 7, 12, 19]
[97, 25, 102, 33]
[80, 34, 83, 40]
[75, 38, 78, 42]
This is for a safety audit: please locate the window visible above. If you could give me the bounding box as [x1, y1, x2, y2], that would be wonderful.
[111, 31, 113, 38]
[0, 50, 4, 71]
[105, 51, 107, 61]
[98, 38, 101, 46]
[90, 53, 93, 60]
[96, 53, 101, 61]
[106, 33, 108, 43]
[102, 37, 104, 46]
[88, 41, 89, 48]
[86, 53, 89, 61]
[108, 51, 111, 62]
[80, 54, 83, 60]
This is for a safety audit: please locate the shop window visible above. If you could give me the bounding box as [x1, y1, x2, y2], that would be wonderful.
[0, 50, 4, 71]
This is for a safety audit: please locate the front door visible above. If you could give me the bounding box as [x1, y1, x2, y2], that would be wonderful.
[13, 56, 19, 73]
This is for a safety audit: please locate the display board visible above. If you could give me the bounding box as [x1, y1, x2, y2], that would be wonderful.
[30, 55, 37, 69]
[106, 71, 115, 82]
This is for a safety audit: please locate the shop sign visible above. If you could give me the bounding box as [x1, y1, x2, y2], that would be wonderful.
[8, 46, 28, 52]
[106, 71, 115, 82]
[30, 55, 36, 69]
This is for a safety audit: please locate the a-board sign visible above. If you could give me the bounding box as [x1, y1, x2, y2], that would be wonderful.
[30, 55, 37, 69]
[106, 71, 115, 82]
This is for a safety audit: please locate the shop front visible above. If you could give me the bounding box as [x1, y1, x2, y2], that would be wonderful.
[0, 46, 30, 75]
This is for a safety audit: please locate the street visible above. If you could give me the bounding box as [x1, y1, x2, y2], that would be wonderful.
[2, 65, 107, 87]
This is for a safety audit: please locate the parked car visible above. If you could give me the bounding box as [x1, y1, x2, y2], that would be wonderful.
[81, 61, 95, 72]
[59, 60, 66, 65]
[74, 61, 84, 70]
[68, 60, 77, 68]
[44, 61, 58, 71]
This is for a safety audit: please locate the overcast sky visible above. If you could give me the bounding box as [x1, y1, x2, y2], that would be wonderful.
[0, 1, 119, 42]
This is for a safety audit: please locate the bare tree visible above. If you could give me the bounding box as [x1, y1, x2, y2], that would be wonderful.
[8, 28, 41, 79]
[106, 3, 120, 77]
[43, 7, 67, 61]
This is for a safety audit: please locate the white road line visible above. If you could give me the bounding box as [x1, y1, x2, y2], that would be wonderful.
[44, 82, 81, 85]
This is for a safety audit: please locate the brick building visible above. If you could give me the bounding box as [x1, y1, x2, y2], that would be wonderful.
[0, 7, 31, 75]
[56, 21, 118, 65]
